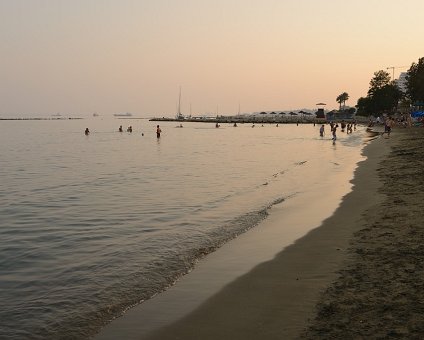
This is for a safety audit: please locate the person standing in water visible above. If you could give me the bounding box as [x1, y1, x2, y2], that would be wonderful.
[84, 128, 90, 135]
[319, 124, 325, 137]
[156, 125, 162, 138]
[332, 124, 338, 144]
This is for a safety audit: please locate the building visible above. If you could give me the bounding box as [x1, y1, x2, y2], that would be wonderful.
[396, 72, 408, 93]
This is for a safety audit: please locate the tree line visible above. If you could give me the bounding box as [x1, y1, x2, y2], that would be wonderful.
[355, 57, 424, 116]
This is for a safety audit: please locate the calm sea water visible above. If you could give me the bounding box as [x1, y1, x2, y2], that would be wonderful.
[0, 117, 366, 339]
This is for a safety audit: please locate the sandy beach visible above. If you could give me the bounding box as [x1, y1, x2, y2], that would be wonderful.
[93, 126, 424, 340]
[139, 127, 423, 340]
[302, 127, 424, 339]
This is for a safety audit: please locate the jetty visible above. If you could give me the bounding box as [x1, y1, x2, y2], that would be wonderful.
[150, 113, 324, 124]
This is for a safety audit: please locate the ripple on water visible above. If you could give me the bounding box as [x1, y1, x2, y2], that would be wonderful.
[0, 121, 368, 339]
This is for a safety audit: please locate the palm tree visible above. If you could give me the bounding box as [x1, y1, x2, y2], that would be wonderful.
[336, 92, 349, 111]
[336, 94, 343, 111]
[341, 92, 349, 110]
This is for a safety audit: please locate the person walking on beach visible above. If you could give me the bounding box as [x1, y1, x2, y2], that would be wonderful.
[319, 124, 325, 137]
[156, 125, 162, 138]
[84, 128, 90, 135]
[383, 117, 395, 137]
[118, 125, 123, 132]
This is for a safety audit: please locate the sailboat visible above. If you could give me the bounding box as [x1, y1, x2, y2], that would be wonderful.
[175, 87, 185, 120]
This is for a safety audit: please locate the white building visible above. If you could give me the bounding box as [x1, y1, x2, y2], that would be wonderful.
[396, 72, 408, 93]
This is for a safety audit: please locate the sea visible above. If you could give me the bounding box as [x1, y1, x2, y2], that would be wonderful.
[0, 117, 368, 339]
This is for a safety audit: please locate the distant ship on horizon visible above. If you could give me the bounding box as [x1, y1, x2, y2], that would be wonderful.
[113, 112, 133, 117]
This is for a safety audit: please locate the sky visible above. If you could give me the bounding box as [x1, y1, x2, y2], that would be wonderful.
[1, 0, 423, 117]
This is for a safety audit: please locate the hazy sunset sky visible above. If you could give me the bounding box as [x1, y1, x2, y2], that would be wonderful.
[1, 0, 423, 117]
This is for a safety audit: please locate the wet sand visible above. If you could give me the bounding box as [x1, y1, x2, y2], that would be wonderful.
[141, 128, 410, 339]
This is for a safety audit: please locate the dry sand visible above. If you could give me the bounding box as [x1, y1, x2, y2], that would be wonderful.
[302, 127, 424, 339]
[142, 127, 423, 340]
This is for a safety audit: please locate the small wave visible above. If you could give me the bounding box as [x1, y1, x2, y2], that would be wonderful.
[269, 196, 285, 207]
[86, 196, 288, 338]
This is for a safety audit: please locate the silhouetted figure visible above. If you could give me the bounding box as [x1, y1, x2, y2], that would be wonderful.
[332, 124, 338, 144]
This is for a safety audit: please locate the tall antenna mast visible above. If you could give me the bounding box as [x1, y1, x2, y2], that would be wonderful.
[386, 66, 407, 80]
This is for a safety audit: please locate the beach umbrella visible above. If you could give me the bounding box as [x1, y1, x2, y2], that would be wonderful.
[279, 111, 286, 114]
[260, 111, 267, 115]
[412, 111, 424, 118]
[270, 111, 277, 114]
[288, 112, 297, 120]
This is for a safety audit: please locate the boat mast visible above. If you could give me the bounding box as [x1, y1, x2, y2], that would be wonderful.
[177, 86, 182, 118]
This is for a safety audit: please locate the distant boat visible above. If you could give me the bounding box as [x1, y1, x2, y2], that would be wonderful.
[175, 87, 184, 120]
[93, 113, 99, 117]
[114, 112, 133, 117]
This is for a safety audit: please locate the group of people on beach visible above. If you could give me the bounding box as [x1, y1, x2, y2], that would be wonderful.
[368, 113, 417, 137]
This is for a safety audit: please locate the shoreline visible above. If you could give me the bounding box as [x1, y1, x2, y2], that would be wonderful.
[94, 129, 379, 339]
[138, 130, 391, 340]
